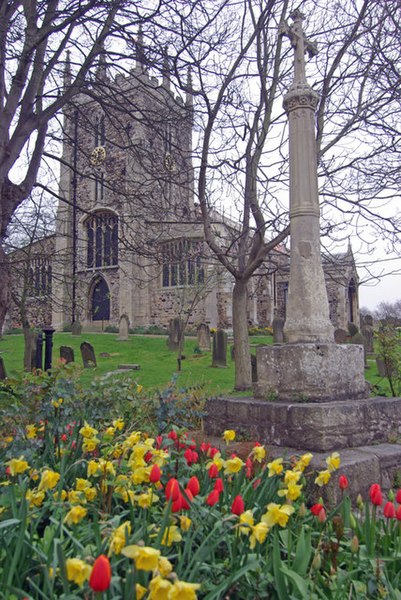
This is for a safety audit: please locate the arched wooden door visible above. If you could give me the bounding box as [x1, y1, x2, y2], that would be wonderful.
[91, 278, 110, 321]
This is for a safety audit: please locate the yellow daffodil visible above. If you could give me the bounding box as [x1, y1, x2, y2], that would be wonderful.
[113, 418, 125, 430]
[122, 545, 161, 570]
[136, 384, 143, 394]
[7, 457, 30, 476]
[249, 522, 269, 549]
[157, 556, 173, 577]
[294, 452, 313, 472]
[53, 489, 67, 502]
[65, 557, 91, 587]
[252, 445, 266, 462]
[179, 515, 192, 531]
[261, 502, 295, 528]
[267, 458, 283, 477]
[283, 470, 302, 485]
[222, 430, 236, 443]
[38, 469, 60, 492]
[315, 469, 331, 487]
[87, 460, 101, 477]
[68, 490, 85, 504]
[278, 481, 303, 501]
[169, 580, 201, 599]
[137, 491, 159, 509]
[64, 505, 87, 525]
[99, 459, 116, 477]
[26, 424, 37, 439]
[130, 467, 149, 485]
[79, 422, 98, 439]
[148, 574, 173, 598]
[75, 478, 90, 491]
[326, 451, 340, 473]
[84, 487, 97, 501]
[25, 489, 45, 507]
[223, 456, 244, 474]
[136, 583, 147, 600]
[109, 521, 131, 555]
[239, 510, 254, 535]
[82, 437, 100, 452]
[161, 525, 182, 547]
[52, 397, 64, 409]
[206, 454, 224, 472]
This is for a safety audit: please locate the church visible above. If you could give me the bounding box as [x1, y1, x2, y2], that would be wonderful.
[6, 53, 360, 335]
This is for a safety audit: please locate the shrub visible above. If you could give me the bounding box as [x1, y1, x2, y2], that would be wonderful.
[104, 324, 119, 333]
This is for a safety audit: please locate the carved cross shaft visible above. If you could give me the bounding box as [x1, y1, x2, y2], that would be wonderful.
[279, 9, 318, 84]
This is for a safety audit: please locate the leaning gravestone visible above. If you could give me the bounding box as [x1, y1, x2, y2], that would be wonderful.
[272, 316, 285, 344]
[80, 341, 97, 368]
[118, 314, 130, 341]
[167, 317, 184, 351]
[197, 323, 211, 351]
[334, 328, 348, 344]
[71, 320, 82, 336]
[361, 316, 374, 354]
[212, 329, 227, 368]
[0, 356, 6, 380]
[60, 346, 75, 364]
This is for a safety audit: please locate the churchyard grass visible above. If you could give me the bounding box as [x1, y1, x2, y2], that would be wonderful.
[0, 333, 273, 397]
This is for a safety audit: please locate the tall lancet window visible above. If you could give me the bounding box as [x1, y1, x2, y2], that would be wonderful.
[86, 211, 118, 269]
[93, 114, 106, 202]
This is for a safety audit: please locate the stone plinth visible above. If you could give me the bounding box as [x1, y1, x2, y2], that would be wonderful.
[204, 396, 401, 452]
[254, 343, 367, 402]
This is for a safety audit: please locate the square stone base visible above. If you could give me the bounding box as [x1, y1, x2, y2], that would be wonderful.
[254, 343, 367, 402]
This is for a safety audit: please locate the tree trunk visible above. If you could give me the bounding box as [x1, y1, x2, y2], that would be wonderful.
[232, 279, 252, 390]
[0, 246, 10, 336]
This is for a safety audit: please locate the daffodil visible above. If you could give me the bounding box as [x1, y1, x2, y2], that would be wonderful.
[278, 480, 303, 501]
[136, 583, 147, 600]
[261, 502, 295, 528]
[122, 545, 161, 570]
[169, 580, 201, 599]
[161, 524, 182, 547]
[109, 521, 131, 555]
[38, 469, 60, 491]
[113, 418, 125, 430]
[53, 489, 67, 502]
[239, 510, 254, 535]
[68, 490, 85, 504]
[283, 470, 302, 485]
[87, 460, 101, 477]
[157, 556, 173, 577]
[84, 487, 97, 501]
[65, 558, 92, 587]
[326, 451, 340, 473]
[148, 574, 173, 598]
[26, 424, 37, 439]
[82, 437, 100, 452]
[179, 515, 192, 531]
[293, 452, 313, 472]
[249, 522, 269, 549]
[267, 458, 283, 477]
[315, 469, 331, 487]
[252, 445, 266, 462]
[64, 505, 87, 525]
[223, 456, 244, 474]
[79, 422, 98, 439]
[25, 489, 45, 507]
[222, 430, 236, 443]
[7, 457, 30, 476]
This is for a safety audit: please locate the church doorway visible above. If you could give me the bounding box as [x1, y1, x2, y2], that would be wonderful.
[91, 277, 110, 321]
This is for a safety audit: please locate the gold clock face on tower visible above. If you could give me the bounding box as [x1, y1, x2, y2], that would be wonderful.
[164, 152, 176, 172]
[90, 146, 106, 166]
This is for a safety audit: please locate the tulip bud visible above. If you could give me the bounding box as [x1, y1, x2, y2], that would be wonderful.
[356, 494, 364, 510]
[318, 507, 327, 523]
[349, 512, 357, 529]
[298, 502, 307, 517]
[350, 535, 359, 554]
[388, 489, 395, 502]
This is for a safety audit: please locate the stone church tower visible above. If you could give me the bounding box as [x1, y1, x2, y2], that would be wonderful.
[52, 48, 222, 331]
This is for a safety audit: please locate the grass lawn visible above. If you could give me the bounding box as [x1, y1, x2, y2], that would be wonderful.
[0, 333, 392, 397]
[0, 333, 273, 397]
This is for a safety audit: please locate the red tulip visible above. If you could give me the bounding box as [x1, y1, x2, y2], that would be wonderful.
[369, 484, 383, 506]
[149, 464, 162, 483]
[318, 507, 327, 523]
[310, 503, 324, 516]
[184, 449, 198, 465]
[214, 478, 224, 493]
[231, 495, 245, 516]
[396, 489, 401, 505]
[208, 464, 219, 479]
[182, 488, 193, 509]
[187, 476, 200, 497]
[384, 501, 396, 519]
[338, 475, 349, 490]
[208, 447, 219, 459]
[396, 505, 401, 521]
[200, 442, 210, 453]
[89, 555, 111, 592]
[369, 483, 381, 501]
[155, 435, 163, 449]
[144, 451, 153, 463]
[165, 478, 180, 501]
[206, 490, 220, 507]
[168, 430, 178, 441]
[172, 493, 183, 512]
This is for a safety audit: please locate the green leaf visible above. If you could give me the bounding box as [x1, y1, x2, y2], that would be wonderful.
[273, 529, 288, 600]
[292, 527, 312, 577]
[280, 563, 309, 597]
[0, 518, 20, 530]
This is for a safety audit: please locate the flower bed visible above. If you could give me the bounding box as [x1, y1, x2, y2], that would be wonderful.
[2, 409, 401, 597]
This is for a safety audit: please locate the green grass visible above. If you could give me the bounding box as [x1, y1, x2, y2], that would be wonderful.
[0, 333, 273, 397]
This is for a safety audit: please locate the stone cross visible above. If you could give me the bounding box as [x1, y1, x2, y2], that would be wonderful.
[279, 10, 318, 84]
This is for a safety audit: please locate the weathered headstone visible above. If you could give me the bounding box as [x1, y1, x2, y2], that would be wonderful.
[350, 331, 367, 366]
[251, 354, 257, 383]
[212, 329, 227, 368]
[71, 320, 82, 336]
[0, 356, 6, 380]
[334, 328, 348, 344]
[272, 315, 285, 344]
[167, 317, 184, 351]
[197, 323, 211, 351]
[35, 332, 43, 370]
[118, 314, 130, 341]
[60, 346, 75, 364]
[80, 341, 97, 368]
[376, 357, 394, 378]
[24, 330, 38, 371]
[361, 315, 374, 353]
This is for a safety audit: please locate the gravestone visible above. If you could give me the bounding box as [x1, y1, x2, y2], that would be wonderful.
[60, 346, 75, 364]
[376, 357, 393, 378]
[251, 354, 257, 383]
[35, 332, 43, 370]
[212, 329, 227, 368]
[272, 315, 285, 343]
[361, 316, 374, 353]
[197, 323, 211, 351]
[350, 331, 367, 366]
[334, 328, 348, 344]
[0, 356, 6, 380]
[167, 317, 184, 351]
[71, 320, 82, 336]
[24, 330, 38, 371]
[80, 341, 97, 368]
[118, 314, 130, 341]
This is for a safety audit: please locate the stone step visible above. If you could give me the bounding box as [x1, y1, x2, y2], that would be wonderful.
[117, 364, 140, 370]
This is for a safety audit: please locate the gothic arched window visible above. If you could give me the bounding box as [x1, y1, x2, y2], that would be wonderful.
[161, 239, 204, 287]
[86, 212, 118, 269]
